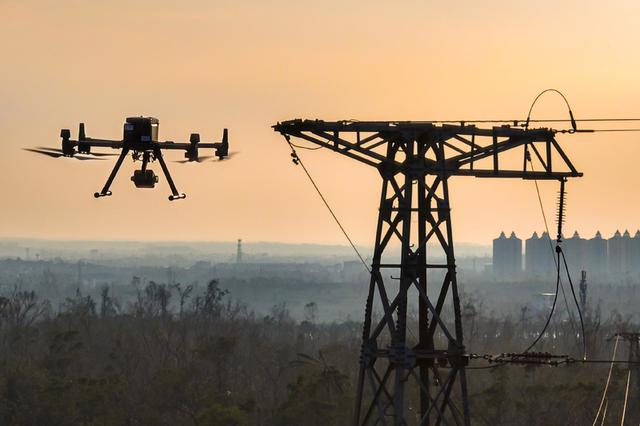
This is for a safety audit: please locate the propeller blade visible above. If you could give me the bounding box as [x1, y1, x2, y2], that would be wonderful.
[35, 146, 65, 154]
[74, 155, 107, 161]
[173, 155, 217, 164]
[24, 147, 106, 161]
[37, 145, 117, 158]
[24, 148, 64, 158]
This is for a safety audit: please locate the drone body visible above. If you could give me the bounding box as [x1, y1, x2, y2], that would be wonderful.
[27, 117, 230, 201]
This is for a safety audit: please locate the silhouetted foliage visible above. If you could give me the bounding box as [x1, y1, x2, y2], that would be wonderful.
[0, 279, 635, 425]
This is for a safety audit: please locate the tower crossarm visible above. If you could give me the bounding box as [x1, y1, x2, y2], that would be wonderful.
[273, 119, 582, 180]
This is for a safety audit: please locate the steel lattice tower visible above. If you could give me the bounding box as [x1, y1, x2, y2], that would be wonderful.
[273, 120, 581, 425]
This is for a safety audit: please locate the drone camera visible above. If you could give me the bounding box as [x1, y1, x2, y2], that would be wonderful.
[189, 133, 200, 144]
[131, 169, 159, 188]
[60, 129, 71, 139]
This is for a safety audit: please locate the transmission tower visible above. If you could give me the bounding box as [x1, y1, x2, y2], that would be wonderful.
[274, 120, 581, 425]
[237, 239, 243, 264]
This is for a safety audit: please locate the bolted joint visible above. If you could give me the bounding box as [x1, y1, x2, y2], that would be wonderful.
[390, 344, 416, 369]
[380, 198, 394, 222]
[377, 162, 400, 179]
[359, 340, 378, 367]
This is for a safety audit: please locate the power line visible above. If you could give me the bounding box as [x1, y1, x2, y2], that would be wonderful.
[290, 142, 322, 150]
[284, 136, 371, 274]
[620, 369, 631, 426]
[592, 337, 620, 426]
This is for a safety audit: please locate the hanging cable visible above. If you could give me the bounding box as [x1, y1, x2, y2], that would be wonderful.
[290, 142, 322, 151]
[523, 250, 561, 353]
[599, 400, 608, 426]
[554, 178, 586, 359]
[619, 369, 631, 426]
[524, 89, 577, 132]
[554, 179, 582, 338]
[592, 336, 620, 426]
[283, 135, 371, 273]
[522, 91, 587, 355]
[560, 251, 587, 360]
[523, 154, 577, 353]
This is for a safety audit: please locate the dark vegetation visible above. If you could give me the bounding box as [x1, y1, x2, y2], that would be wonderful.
[0, 278, 635, 425]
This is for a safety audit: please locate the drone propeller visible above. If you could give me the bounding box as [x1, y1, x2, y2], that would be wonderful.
[173, 155, 219, 164]
[24, 147, 107, 161]
[36, 146, 118, 157]
[24, 148, 64, 158]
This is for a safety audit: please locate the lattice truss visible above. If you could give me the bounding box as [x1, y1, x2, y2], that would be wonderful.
[273, 120, 581, 426]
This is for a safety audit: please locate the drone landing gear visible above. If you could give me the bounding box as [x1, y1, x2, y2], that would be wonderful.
[155, 148, 186, 201]
[94, 148, 129, 199]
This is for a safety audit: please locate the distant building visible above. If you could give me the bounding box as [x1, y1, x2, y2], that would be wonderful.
[608, 230, 626, 276]
[631, 231, 640, 276]
[495, 229, 640, 282]
[525, 231, 554, 277]
[586, 231, 607, 277]
[563, 231, 587, 278]
[493, 231, 522, 278]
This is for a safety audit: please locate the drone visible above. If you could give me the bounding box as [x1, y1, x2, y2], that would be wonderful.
[25, 117, 230, 201]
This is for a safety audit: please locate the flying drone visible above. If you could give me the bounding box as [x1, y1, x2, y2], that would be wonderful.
[25, 117, 231, 200]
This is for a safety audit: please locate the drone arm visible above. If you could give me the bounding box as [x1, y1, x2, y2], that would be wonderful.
[156, 128, 228, 158]
[154, 148, 186, 201]
[63, 138, 123, 149]
[79, 138, 123, 149]
[94, 148, 129, 198]
[155, 142, 191, 150]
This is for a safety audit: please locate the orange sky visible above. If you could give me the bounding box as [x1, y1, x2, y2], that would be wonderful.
[2, 0, 640, 246]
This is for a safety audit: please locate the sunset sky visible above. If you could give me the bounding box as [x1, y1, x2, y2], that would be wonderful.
[2, 0, 640, 246]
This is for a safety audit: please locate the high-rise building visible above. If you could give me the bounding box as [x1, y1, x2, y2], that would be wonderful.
[498, 229, 640, 282]
[525, 231, 554, 277]
[587, 231, 607, 278]
[525, 231, 540, 274]
[493, 231, 522, 278]
[563, 231, 587, 278]
[631, 230, 640, 276]
[608, 230, 626, 276]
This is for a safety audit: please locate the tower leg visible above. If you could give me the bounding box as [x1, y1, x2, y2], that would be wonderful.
[354, 138, 469, 426]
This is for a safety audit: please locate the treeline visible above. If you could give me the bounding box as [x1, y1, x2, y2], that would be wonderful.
[0, 280, 636, 425]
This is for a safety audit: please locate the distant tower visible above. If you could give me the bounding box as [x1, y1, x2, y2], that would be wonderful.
[236, 239, 243, 264]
